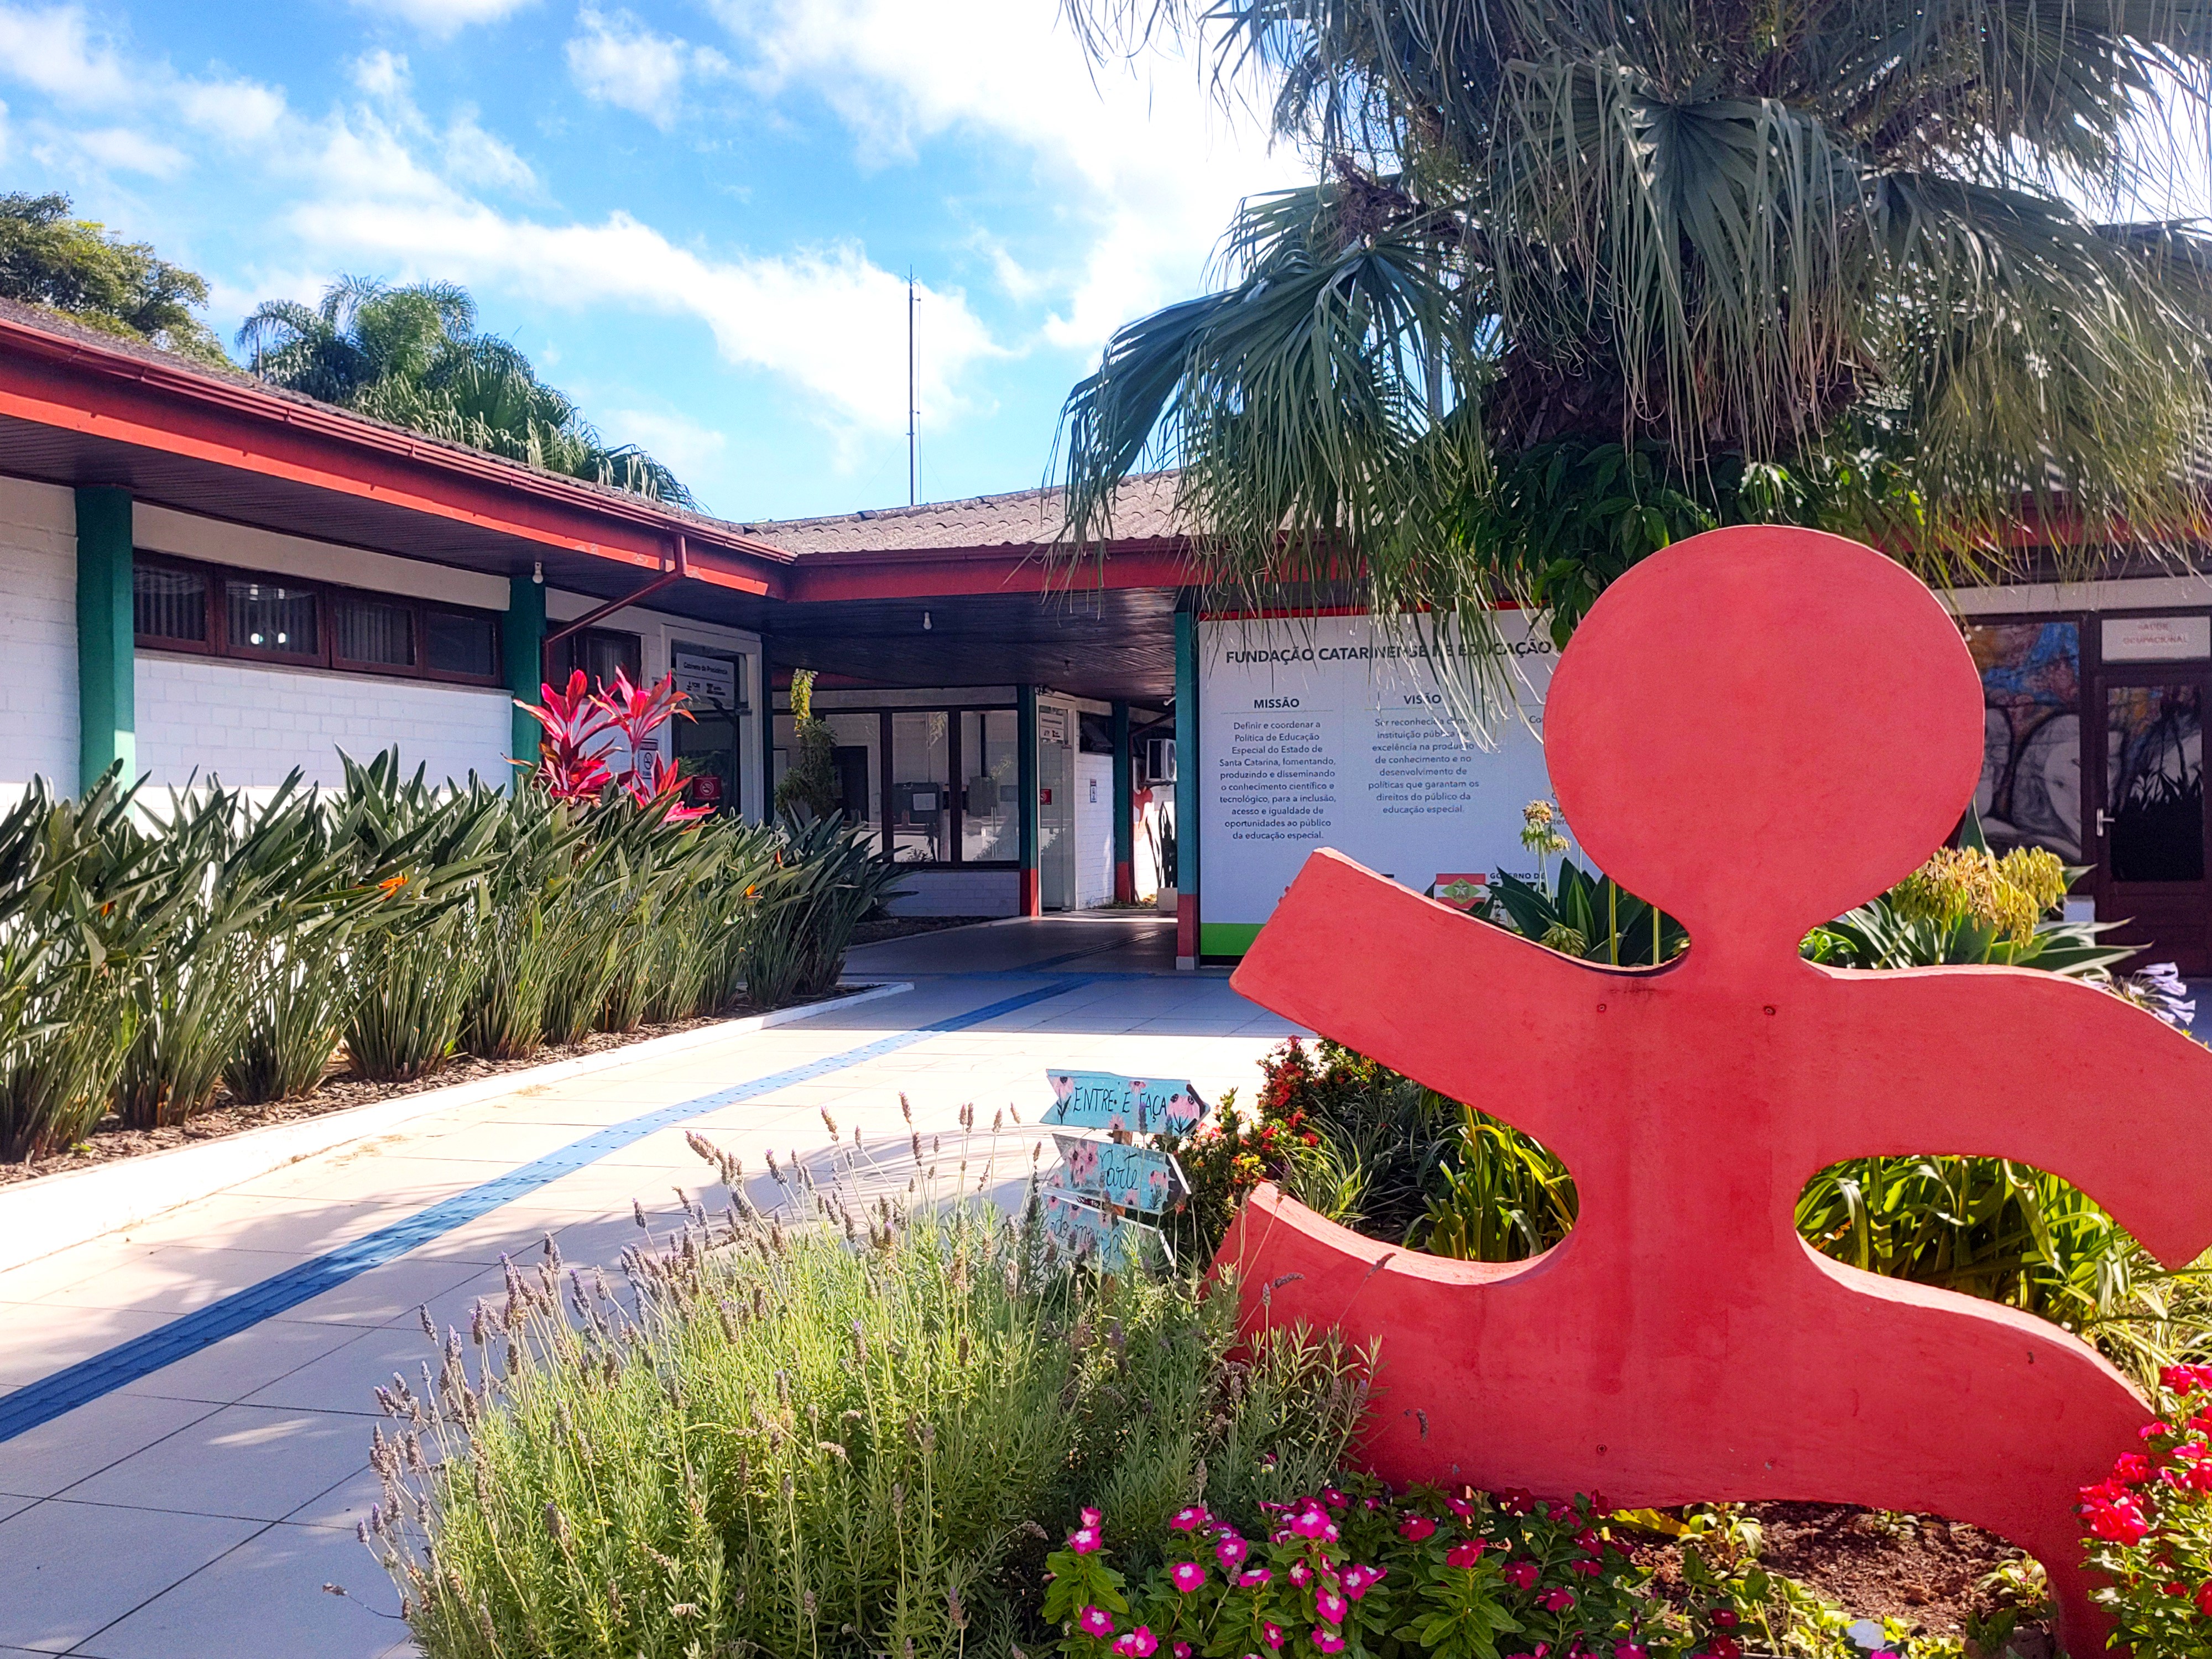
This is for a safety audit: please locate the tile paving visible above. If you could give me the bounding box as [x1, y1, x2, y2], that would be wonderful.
[0, 915, 1296, 1657]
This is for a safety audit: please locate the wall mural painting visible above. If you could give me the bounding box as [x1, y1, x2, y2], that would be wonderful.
[1965, 621, 2082, 861]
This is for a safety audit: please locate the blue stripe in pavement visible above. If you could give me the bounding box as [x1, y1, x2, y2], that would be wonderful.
[0, 978, 1091, 1443]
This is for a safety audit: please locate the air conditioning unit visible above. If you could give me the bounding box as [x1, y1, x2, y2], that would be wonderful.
[1144, 737, 1177, 785]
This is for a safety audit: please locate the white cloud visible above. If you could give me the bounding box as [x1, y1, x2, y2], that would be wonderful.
[0, 4, 290, 149]
[0, 4, 129, 103]
[351, 48, 409, 100]
[173, 77, 286, 144]
[598, 406, 729, 479]
[711, 0, 1302, 357]
[57, 125, 189, 177]
[349, 0, 537, 40]
[566, 7, 725, 128]
[290, 194, 1000, 435]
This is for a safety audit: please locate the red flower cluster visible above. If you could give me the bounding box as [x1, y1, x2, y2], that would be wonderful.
[2077, 1368, 2212, 1659]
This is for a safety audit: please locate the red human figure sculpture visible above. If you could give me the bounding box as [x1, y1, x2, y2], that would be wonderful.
[1218, 526, 2212, 1646]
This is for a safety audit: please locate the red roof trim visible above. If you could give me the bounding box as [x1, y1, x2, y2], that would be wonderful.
[0, 313, 787, 591]
[0, 311, 1201, 607]
[784, 542, 1194, 601]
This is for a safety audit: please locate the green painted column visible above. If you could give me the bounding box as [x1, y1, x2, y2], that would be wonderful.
[1018, 685, 1040, 916]
[1111, 701, 1134, 904]
[1173, 609, 1199, 968]
[504, 573, 547, 776]
[74, 487, 134, 792]
[758, 645, 776, 824]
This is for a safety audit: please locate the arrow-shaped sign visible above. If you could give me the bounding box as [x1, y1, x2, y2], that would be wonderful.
[1039, 1071, 1209, 1135]
[1050, 1134, 1189, 1214]
[1039, 1183, 1167, 1274]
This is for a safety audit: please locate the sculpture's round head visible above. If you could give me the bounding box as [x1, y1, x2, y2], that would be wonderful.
[1544, 526, 1985, 962]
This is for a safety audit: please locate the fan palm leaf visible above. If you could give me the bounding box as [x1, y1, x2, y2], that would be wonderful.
[1055, 0, 2212, 664]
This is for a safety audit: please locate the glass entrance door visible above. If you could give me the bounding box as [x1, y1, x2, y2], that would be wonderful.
[2094, 674, 2210, 971]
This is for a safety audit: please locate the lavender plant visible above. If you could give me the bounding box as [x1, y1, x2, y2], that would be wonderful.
[360, 1156, 1368, 1659]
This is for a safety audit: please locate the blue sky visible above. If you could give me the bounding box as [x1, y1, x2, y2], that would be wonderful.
[0, 0, 1300, 520]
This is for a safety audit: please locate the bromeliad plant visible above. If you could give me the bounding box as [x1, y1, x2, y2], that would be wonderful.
[2077, 1364, 2212, 1659]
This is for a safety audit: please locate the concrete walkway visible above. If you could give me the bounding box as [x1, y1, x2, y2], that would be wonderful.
[0, 916, 1296, 1658]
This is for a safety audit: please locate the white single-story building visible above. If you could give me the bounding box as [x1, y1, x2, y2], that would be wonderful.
[3, 296, 2207, 964]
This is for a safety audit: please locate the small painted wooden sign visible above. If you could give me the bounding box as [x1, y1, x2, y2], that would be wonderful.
[1040, 1181, 1166, 1273]
[1040, 1071, 1208, 1135]
[1051, 1134, 1189, 1214]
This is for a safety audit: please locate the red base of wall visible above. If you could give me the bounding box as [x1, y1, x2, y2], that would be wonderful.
[1019, 868, 1041, 917]
[1114, 860, 1134, 905]
[1176, 891, 1197, 962]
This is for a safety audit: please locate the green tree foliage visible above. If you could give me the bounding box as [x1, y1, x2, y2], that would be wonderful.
[773, 666, 843, 823]
[236, 275, 695, 505]
[1053, 0, 2212, 672]
[0, 192, 227, 364]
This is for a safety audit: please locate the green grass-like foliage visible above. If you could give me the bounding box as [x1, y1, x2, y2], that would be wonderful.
[1185, 1036, 2208, 1395]
[0, 753, 900, 1162]
[363, 1194, 1371, 1659]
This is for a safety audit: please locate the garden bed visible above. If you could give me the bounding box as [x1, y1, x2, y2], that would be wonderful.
[1642, 1503, 2050, 1651]
[0, 984, 864, 1190]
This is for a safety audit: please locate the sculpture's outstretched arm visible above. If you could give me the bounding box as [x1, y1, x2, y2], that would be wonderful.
[1808, 962, 2212, 1269]
[1232, 850, 1622, 1153]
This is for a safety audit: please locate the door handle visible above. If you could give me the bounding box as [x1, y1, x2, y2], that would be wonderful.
[2095, 808, 2116, 836]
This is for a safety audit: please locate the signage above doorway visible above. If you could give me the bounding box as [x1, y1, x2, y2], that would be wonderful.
[672, 648, 740, 708]
[2101, 615, 2211, 662]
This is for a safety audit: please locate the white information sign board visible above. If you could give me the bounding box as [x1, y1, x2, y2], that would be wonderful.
[1197, 613, 1558, 948]
[2101, 615, 2211, 662]
[673, 650, 740, 708]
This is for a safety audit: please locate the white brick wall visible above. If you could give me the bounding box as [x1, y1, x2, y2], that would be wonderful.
[0, 477, 81, 795]
[137, 654, 513, 791]
[886, 868, 1021, 918]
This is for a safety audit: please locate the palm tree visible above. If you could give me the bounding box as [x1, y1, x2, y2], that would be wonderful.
[236, 278, 695, 508]
[1055, 0, 2212, 649]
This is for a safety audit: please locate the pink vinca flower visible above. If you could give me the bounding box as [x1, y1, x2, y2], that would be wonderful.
[1170, 1562, 1207, 1594]
[1078, 1606, 1114, 1638]
[1170, 1507, 1211, 1533]
[1314, 1635, 1347, 1656]
[1400, 1515, 1437, 1541]
[1504, 1560, 1541, 1590]
[1115, 1627, 1158, 1658]
[1316, 1588, 1348, 1624]
[1261, 1623, 1285, 1651]
[1069, 1527, 1103, 1554]
[1288, 1561, 1311, 1587]
[1238, 1568, 1273, 1588]
[1217, 1536, 1250, 1571]
[1539, 1588, 1577, 1613]
[1446, 1541, 1485, 1568]
[1082, 1507, 1103, 1527]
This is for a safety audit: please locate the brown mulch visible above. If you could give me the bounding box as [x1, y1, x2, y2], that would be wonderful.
[0, 985, 865, 1190]
[1640, 1503, 2054, 1654]
[848, 915, 995, 946]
